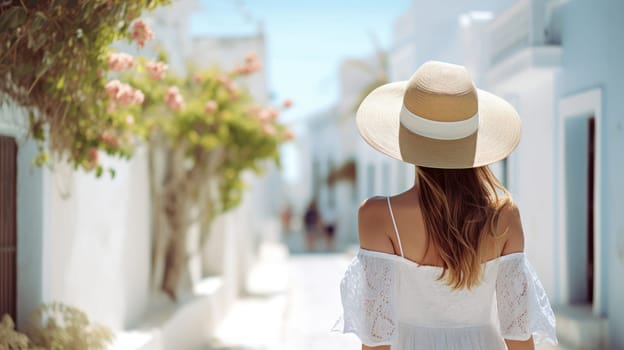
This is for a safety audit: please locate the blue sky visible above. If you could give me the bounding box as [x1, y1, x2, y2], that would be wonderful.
[191, 0, 411, 122]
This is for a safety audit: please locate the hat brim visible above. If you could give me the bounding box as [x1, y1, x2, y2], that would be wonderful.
[356, 81, 522, 169]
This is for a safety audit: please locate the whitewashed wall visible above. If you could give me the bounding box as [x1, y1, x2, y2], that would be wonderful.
[1, 105, 152, 333]
[488, 77, 558, 296]
[42, 150, 152, 331]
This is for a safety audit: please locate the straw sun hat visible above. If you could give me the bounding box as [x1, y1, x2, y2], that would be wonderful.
[356, 60, 521, 169]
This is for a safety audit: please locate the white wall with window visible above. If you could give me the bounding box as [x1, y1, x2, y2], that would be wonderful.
[484, 0, 624, 347]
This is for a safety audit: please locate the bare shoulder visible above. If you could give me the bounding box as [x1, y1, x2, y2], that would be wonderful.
[358, 196, 388, 220]
[497, 201, 525, 255]
[358, 196, 394, 253]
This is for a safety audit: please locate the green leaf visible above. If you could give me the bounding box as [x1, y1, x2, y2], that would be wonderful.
[56, 76, 65, 90]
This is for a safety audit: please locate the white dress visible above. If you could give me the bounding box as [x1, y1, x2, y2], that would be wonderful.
[332, 198, 557, 349]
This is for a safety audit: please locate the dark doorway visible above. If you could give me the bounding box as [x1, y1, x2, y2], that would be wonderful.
[586, 117, 595, 303]
[564, 115, 595, 304]
[0, 135, 17, 321]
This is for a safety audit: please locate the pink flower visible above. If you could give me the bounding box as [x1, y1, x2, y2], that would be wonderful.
[164, 86, 184, 111]
[133, 89, 144, 105]
[233, 52, 263, 76]
[282, 99, 293, 108]
[257, 108, 272, 122]
[192, 73, 202, 83]
[224, 81, 238, 98]
[262, 123, 276, 136]
[107, 52, 134, 71]
[268, 108, 280, 120]
[101, 131, 120, 148]
[105, 79, 122, 99]
[87, 148, 99, 169]
[284, 129, 295, 141]
[234, 65, 252, 75]
[248, 105, 260, 115]
[146, 60, 168, 80]
[117, 84, 143, 106]
[105, 80, 144, 106]
[166, 86, 179, 95]
[131, 20, 155, 48]
[126, 115, 135, 126]
[216, 75, 231, 85]
[247, 61, 262, 73]
[116, 84, 134, 105]
[204, 100, 218, 114]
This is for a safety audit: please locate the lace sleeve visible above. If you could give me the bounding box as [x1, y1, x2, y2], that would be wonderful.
[332, 250, 398, 346]
[496, 253, 558, 345]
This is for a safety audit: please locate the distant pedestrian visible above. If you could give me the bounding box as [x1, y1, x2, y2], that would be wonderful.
[280, 204, 294, 235]
[303, 200, 320, 251]
[322, 205, 337, 251]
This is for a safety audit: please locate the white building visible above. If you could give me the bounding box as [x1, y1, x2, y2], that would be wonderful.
[356, 0, 623, 348]
[0, 1, 281, 349]
[486, 1, 624, 348]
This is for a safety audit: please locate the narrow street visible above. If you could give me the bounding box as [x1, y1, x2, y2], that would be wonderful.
[202, 236, 359, 350]
[279, 253, 360, 350]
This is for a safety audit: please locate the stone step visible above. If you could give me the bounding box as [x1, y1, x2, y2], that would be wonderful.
[553, 304, 608, 349]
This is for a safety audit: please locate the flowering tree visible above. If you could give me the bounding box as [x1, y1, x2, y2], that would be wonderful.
[0, 1, 168, 175]
[111, 50, 293, 299]
[1, 1, 293, 301]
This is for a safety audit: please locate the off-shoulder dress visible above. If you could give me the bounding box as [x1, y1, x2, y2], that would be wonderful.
[333, 197, 557, 349]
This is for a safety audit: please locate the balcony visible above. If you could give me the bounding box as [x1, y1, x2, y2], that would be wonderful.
[486, 0, 564, 91]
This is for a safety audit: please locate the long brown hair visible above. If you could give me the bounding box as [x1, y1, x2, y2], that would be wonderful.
[416, 166, 511, 290]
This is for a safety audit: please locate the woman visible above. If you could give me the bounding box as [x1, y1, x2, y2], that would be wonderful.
[333, 61, 557, 349]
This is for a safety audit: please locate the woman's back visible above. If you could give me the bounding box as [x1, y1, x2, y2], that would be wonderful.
[334, 193, 556, 350]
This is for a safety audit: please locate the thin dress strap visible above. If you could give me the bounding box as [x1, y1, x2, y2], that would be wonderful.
[386, 196, 404, 257]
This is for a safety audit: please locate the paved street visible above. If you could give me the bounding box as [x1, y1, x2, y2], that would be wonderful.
[279, 253, 360, 350]
[203, 241, 358, 350]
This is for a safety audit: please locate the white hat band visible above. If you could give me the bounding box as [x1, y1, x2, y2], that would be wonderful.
[399, 105, 479, 140]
